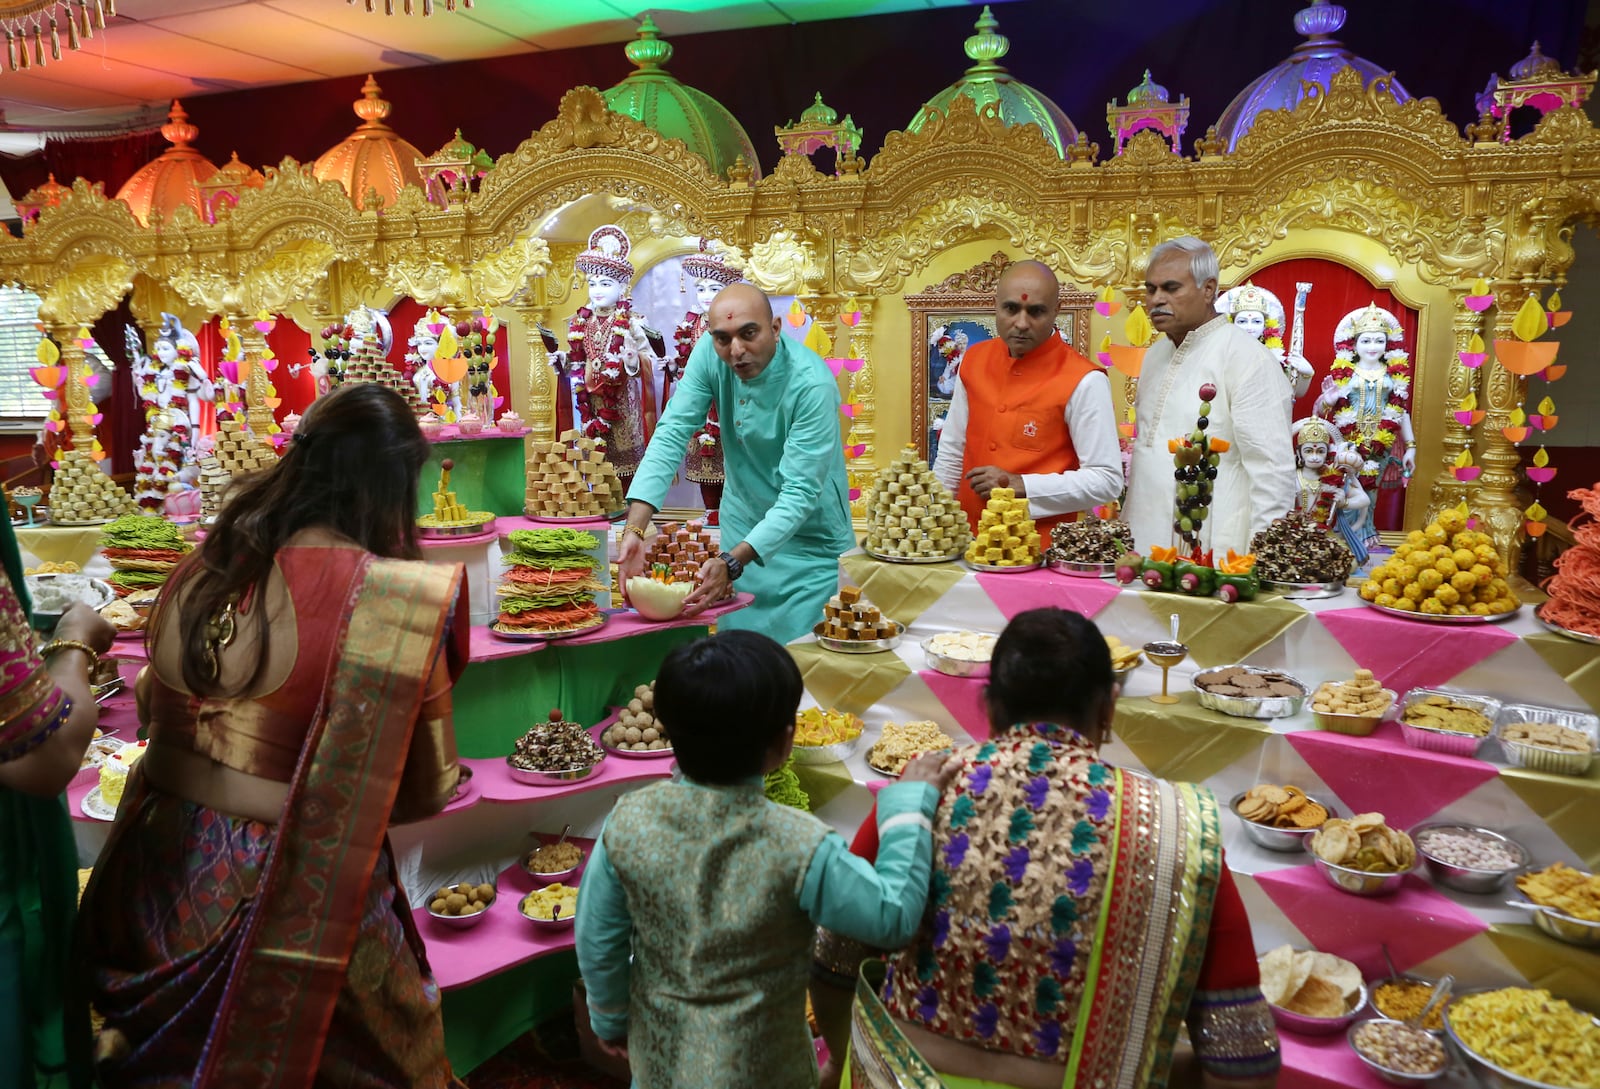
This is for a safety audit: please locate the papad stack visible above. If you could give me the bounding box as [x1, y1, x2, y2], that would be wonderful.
[99, 514, 191, 600]
[492, 528, 606, 638]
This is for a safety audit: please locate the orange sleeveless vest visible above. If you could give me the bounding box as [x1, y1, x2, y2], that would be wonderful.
[957, 335, 1098, 533]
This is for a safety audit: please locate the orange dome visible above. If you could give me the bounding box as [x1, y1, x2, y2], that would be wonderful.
[114, 101, 217, 227]
[312, 75, 425, 210]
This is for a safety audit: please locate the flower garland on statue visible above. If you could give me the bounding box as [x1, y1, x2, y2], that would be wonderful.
[568, 299, 632, 448]
[1326, 338, 1411, 489]
[670, 312, 721, 456]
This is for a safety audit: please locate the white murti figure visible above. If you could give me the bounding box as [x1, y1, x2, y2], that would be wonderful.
[931, 325, 970, 398]
[667, 240, 744, 523]
[1314, 302, 1414, 547]
[1291, 416, 1369, 566]
[550, 225, 661, 482]
[407, 311, 461, 421]
[153, 313, 213, 438]
[1215, 282, 1312, 401]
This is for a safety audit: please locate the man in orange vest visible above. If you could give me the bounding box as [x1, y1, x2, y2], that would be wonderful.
[932, 261, 1123, 534]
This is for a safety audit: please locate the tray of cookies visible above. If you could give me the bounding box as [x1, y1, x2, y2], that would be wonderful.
[1396, 688, 1499, 757]
[860, 446, 970, 563]
[1494, 703, 1598, 776]
[1230, 783, 1336, 852]
[1192, 665, 1308, 719]
[1309, 670, 1396, 736]
[814, 586, 902, 653]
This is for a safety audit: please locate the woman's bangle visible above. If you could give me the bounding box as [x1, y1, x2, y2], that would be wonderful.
[41, 639, 99, 674]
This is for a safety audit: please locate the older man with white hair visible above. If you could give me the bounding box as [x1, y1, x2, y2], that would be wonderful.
[1125, 237, 1296, 558]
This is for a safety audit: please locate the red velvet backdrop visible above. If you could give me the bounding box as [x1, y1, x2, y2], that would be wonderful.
[387, 299, 512, 420]
[1233, 258, 1419, 531]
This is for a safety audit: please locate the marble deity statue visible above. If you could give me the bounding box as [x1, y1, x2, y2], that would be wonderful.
[931, 324, 971, 399]
[1292, 415, 1369, 565]
[153, 313, 212, 437]
[126, 316, 210, 506]
[667, 239, 744, 522]
[1313, 302, 1414, 547]
[546, 225, 662, 482]
[1215, 281, 1313, 401]
[407, 310, 461, 421]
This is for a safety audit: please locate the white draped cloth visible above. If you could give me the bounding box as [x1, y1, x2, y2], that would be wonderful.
[1126, 316, 1297, 558]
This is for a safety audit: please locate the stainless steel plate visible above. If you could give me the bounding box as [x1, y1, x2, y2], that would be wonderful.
[1047, 559, 1118, 578]
[861, 544, 963, 565]
[813, 622, 902, 654]
[1262, 578, 1346, 599]
[1362, 600, 1521, 624]
[962, 557, 1044, 573]
[1534, 602, 1600, 645]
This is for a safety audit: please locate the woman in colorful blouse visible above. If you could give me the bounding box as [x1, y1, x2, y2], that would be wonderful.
[0, 519, 116, 1089]
[821, 608, 1279, 1089]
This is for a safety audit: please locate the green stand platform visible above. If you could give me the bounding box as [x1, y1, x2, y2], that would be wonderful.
[422, 436, 527, 518]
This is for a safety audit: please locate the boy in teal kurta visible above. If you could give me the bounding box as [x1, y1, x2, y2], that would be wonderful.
[576, 631, 959, 1089]
[620, 284, 854, 645]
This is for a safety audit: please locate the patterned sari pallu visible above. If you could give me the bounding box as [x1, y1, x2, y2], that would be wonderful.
[856, 726, 1223, 1089]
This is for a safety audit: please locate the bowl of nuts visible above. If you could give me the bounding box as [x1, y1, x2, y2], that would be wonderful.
[1347, 1018, 1448, 1084]
[426, 881, 497, 929]
[1410, 823, 1527, 895]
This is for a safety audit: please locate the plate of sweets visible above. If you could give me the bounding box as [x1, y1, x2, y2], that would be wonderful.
[813, 587, 901, 652]
[1396, 688, 1498, 757]
[506, 710, 606, 785]
[962, 488, 1043, 572]
[1357, 509, 1520, 623]
[1045, 516, 1133, 577]
[865, 720, 956, 778]
[792, 707, 865, 764]
[1229, 783, 1333, 851]
[1309, 669, 1395, 736]
[600, 682, 673, 757]
[859, 446, 968, 563]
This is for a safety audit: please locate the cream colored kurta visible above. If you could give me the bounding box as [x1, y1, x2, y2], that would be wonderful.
[1126, 316, 1297, 558]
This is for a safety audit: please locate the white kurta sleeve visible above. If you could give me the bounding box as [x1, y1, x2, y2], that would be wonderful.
[1019, 370, 1125, 518]
[1229, 352, 1298, 540]
[931, 375, 969, 496]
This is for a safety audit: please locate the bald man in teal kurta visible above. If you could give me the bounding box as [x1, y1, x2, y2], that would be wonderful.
[620, 285, 852, 645]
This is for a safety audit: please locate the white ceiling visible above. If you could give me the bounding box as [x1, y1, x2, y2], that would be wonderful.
[0, 0, 985, 131]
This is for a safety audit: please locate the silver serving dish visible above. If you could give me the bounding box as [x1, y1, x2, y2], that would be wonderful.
[520, 511, 625, 524]
[1509, 879, 1600, 948]
[520, 840, 586, 885]
[792, 735, 864, 765]
[417, 515, 496, 540]
[1229, 791, 1338, 852]
[1535, 602, 1600, 646]
[1367, 975, 1446, 1036]
[1262, 972, 1368, 1037]
[1314, 689, 1398, 737]
[26, 573, 115, 624]
[813, 622, 903, 654]
[1310, 844, 1415, 897]
[1046, 558, 1119, 578]
[920, 633, 996, 678]
[1409, 823, 1527, 894]
[1494, 703, 1599, 778]
[601, 741, 674, 760]
[1347, 1020, 1448, 1083]
[519, 888, 579, 930]
[1445, 989, 1600, 1088]
[1263, 577, 1347, 599]
[489, 616, 608, 643]
[1396, 688, 1500, 758]
[505, 752, 605, 785]
[962, 556, 1044, 573]
[425, 882, 496, 930]
[1362, 599, 1522, 624]
[861, 543, 963, 565]
[1192, 665, 1308, 719]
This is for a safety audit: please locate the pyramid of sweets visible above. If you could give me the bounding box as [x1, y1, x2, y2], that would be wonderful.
[645, 518, 715, 584]
[417, 458, 491, 531]
[1047, 516, 1134, 565]
[863, 445, 969, 559]
[819, 585, 899, 641]
[964, 487, 1042, 566]
[49, 448, 134, 524]
[524, 430, 624, 518]
[100, 513, 191, 599]
[1250, 511, 1354, 584]
[199, 419, 278, 519]
[338, 343, 426, 412]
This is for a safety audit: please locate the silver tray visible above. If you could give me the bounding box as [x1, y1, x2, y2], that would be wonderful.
[489, 616, 607, 643]
[1192, 665, 1308, 719]
[865, 759, 901, 779]
[792, 735, 864, 764]
[1262, 578, 1345, 600]
[1446, 989, 1600, 1087]
[1362, 599, 1521, 624]
[962, 557, 1044, 573]
[861, 544, 963, 565]
[1534, 602, 1600, 645]
[505, 753, 605, 785]
[601, 742, 675, 760]
[1046, 558, 1119, 578]
[80, 785, 117, 821]
[812, 622, 902, 653]
[520, 511, 625, 524]
[418, 515, 496, 539]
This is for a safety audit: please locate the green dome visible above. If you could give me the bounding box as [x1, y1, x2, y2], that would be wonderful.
[908, 5, 1078, 156]
[603, 17, 761, 180]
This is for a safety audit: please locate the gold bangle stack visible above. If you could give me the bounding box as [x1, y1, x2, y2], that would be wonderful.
[41, 638, 100, 674]
[621, 524, 648, 541]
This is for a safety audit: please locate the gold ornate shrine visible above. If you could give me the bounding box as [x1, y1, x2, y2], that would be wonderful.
[2, 63, 1599, 563]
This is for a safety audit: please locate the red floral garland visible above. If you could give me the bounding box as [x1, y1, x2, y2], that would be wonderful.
[672, 312, 723, 456]
[1325, 342, 1413, 489]
[568, 300, 632, 447]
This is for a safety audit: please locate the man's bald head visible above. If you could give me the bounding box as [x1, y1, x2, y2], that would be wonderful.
[708, 283, 782, 381]
[995, 261, 1062, 358]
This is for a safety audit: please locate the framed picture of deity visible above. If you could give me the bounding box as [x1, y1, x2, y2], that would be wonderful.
[907, 252, 1094, 464]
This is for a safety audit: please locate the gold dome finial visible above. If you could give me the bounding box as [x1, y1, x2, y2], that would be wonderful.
[624, 15, 673, 71]
[353, 75, 394, 127]
[313, 74, 425, 209]
[963, 6, 1009, 72]
[161, 101, 198, 147]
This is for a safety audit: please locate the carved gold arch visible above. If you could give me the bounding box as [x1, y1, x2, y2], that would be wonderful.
[0, 68, 1598, 561]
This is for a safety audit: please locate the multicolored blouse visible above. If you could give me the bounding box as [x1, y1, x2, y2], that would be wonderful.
[0, 579, 69, 765]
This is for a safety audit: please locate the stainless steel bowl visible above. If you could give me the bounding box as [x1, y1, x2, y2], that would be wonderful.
[519, 887, 579, 930]
[791, 734, 864, 765]
[1192, 665, 1308, 719]
[1367, 975, 1445, 1036]
[425, 883, 495, 930]
[1520, 901, 1600, 948]
[1229, 791, 1338, 852]
[505, 753, 604, 785]
[1264, 979, 1368, 1036]
[1445, 989, 1600, 1089]
[520, 840, 586, 885]
[920, 634, 995, 678]
[1409, 823, 1527, 894]
[1347, 1019, 1448, 1084]
[1311, 849, 1414, 896]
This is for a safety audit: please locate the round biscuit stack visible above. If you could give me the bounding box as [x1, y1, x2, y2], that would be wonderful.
[1236, 783, 1328, 829]
[1311, 669, 1391, 716]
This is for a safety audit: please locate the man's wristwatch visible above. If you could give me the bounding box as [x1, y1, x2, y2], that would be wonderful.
[717, 551, 744, 581]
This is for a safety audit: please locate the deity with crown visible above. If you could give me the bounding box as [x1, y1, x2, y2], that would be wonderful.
[406, 309, 461, 421]
[665, 239, 743, 522]
[1291, 415, 1369, 564]
[1314, 302, 1414, 546]
[550, 225, 661, 483]
[126, 314, 211, 506]
[1215, 281, 1312, 400]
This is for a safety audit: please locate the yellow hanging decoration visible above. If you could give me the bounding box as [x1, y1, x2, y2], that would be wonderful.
[1538, 396, 1556, 416]
[1458, 391, 1477, 412]
[1508, 406, 1526, 427]
[1532, 447, 1550, 469]
[1098, 332, 1112, 353]
[1548, 291, 1562, 312]
[1124, 304, 1154, 347]
[1511, 294, 1547, 341]
[437, 326, 459, 358]
[35, 338, 60, 365]
[1466, 331, 1484, 354]
[1526, 500, 1547, 521]
[1454, 450, 1474, 470]
[1470, 277, 1490, 296]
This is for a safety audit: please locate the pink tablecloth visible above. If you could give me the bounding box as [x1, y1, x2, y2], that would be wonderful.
[466, 592, 753, 662]
[464, 716, 674, 804]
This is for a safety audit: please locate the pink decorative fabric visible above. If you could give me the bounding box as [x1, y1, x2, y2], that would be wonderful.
[1316, 607, 1518, 696]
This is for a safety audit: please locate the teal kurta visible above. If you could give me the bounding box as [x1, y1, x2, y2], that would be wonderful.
[628, 333, 853, 644]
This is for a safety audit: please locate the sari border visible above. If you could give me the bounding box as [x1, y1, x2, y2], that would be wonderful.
[1063, 765, 1126, 1086]
[1148, 783, 1223, 1086]
[851, 961, 947, 1089]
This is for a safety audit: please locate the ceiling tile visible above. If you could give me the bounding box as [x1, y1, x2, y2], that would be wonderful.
[263, 0, 537, 64]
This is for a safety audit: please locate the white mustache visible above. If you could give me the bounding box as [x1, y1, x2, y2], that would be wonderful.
[1151, 308, 1173, 316]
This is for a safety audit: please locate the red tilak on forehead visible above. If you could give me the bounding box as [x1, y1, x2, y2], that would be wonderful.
[725, 309, 736, 319]
[1020, 293, 1029, 301]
